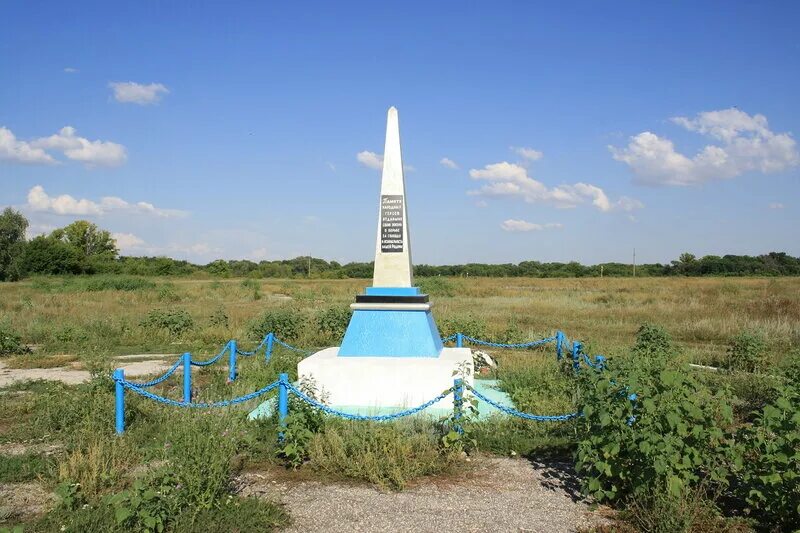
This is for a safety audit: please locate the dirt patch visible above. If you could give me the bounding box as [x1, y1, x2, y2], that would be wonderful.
[0, 482, 57, 522]
[235, 456, 610, 533]
[0, 441, 63, 457]
[0, 357, 173, 388]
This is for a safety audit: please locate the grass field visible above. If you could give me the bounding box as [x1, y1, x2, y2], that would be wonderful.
[1, 275, 798, 531]
[2, 275, 798, 367]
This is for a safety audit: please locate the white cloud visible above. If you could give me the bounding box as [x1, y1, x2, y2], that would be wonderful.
[468, 161, 642, 212]
[440, 157, 459, 169]
[0, 127, 57, 165]
[31, 126, 126, 167]
[500, 220, 563, 232]
[511, 146, 543, 161]
[26, 185, 186, 217]
[357, 150, 383, 169]
[109, 81, 169, 105]
[63, 67, 79, 74]
[769, 202, 785, 209]
[112, 232, 145, 251]
[356, 150, 414, 172]
[611, 108, 799, 186]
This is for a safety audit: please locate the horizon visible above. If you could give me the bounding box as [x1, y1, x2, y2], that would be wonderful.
[2, 2, 799, 266]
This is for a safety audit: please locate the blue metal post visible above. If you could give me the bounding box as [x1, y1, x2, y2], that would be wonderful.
[456, 332, 463, 348]
[114, 369, 125, 434]
[572, 341, 582, 372]
[265, 333, 275, 361]
[183, 352, 192, 404]
[453, 378, 464, 434]
[278, 373, 289, 441]
[556, 331, 564, 360]
[228, 340, 237, 382]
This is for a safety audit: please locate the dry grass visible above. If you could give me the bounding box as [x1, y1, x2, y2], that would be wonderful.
[1, 276, 798, 366]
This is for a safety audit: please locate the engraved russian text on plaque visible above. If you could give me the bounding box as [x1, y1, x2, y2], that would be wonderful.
[380, 194, 404, 253]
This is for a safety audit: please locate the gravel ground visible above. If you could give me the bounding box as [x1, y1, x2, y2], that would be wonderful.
[0, 358, 172, 388]
[236, 457, 610, 533]
[0, 482, 57, 522]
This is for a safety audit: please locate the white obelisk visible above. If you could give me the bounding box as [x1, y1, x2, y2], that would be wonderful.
[373, 107, 413, 287]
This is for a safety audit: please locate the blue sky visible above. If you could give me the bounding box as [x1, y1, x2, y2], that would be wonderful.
[1, 1, 798, 265]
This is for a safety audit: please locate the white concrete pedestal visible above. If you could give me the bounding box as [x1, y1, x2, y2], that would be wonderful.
[297, 347, 474, 410]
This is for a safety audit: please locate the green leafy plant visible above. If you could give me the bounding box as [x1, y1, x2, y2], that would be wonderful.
[440, 362, 478, 453]
[106, 474, 177, 533]
[208, 305, 229, 328]
[316, 305, 352, 341]
[439, 315, 487, 340]
[55, 481, 87, 511]
[725, 330, 767, 373]
[277, 379, 326, 468]
[140, 308, 194, 336]
[417, 277, 456, 297]
[248, 307, 305, 342]
[737, 385, 800, 528]
[0, 318, 26, 356]
[575, 324, 736, 503]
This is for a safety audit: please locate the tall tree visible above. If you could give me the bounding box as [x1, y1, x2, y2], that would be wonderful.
[0, 208, 28, 281]
[51, 220, 118, 259]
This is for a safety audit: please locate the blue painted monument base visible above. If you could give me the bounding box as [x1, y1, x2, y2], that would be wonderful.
[338, 286, 443, 358]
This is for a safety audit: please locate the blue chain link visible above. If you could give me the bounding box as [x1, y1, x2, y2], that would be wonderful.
[236, 335, 270, 356]
[191, 345, 228, 367]
[464, 382, 579, 421]
[286, 382, 453, 421]
[124, 358, 182, 388]
[117, 378, 280, 408]
[461, 335, 557, 349]
[440, 334, 458, 344]
[273, 337, 313, 355]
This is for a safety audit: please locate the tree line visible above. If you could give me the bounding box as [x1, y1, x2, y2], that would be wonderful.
[2, 208, 799, 281]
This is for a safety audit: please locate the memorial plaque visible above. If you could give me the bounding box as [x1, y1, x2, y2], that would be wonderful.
[380, 194, 404, 253]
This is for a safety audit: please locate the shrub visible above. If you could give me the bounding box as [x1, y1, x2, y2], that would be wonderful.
[439, 315, 487, 340]
[575, 325, 736, 503]
[737, 385, 800, 529]
[140, 309, 194, 337]
[0, 319, 26, 356]
[105, 474, 178, 533]
[83, 276, 156, 292]
[276, 379, 327, 468]
[208, 305, 229, 328]
[316, 305, 352, 341]
[157, 283, 180, 302]
[247, 307, 305, 342]
[725, 331, 767, 373]
[417, 277, 456, 297]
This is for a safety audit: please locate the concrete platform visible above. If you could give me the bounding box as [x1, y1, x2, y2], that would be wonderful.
[297, 346, 473, 410]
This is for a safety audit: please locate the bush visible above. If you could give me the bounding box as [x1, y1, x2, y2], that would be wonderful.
[417, 277, 456, 297]
[140, 309, 194, 337]
[82, 276, 156, 292]
[0, 319, 26, 356]
[737, 385, 800, 529]
[276, 379, 327, 468]
[575, 324, 735, 503]
[315, 306, 352, 341]
[725, 331, 767, 373]
[247, 307, 305, 342]
[439, 315, 487, 339]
